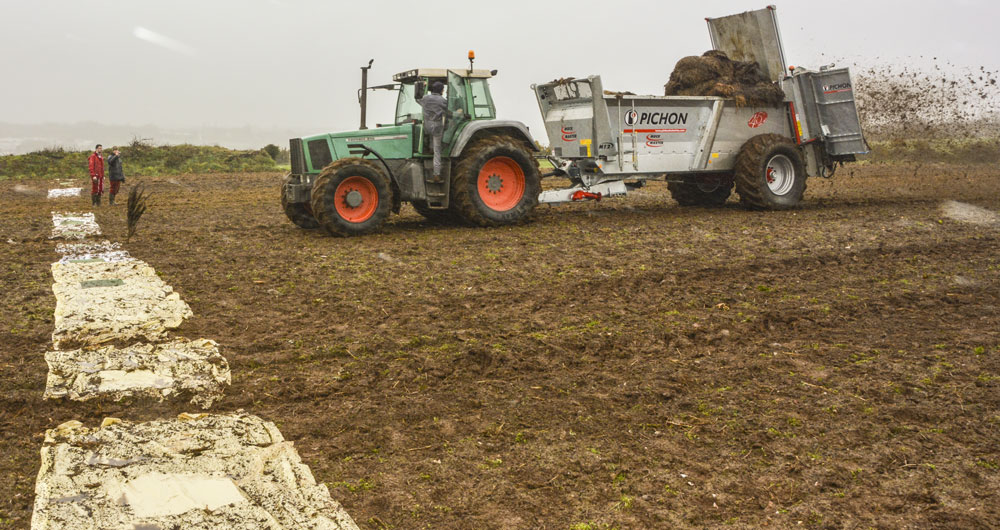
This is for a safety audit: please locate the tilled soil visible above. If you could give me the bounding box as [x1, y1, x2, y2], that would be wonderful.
[1, 164, 998, 529]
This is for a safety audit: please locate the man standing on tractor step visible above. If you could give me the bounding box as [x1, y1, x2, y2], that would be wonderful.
[88, 144, 105, 206]
[107, 147, 125, 205]
[417, 81, 449, 183]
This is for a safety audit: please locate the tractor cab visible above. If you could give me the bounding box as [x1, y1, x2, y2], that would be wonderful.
[391, 68, 498, 150]
[391, 68, 498, 124]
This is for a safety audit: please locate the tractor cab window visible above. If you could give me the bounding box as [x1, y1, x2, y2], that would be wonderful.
[395, 83, 424, 125]
[470, 79, 495, 119]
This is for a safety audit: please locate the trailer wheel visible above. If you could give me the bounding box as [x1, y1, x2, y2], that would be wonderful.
[734, 134, 806, 210]
[451, 135, 540, 226]
[281, 174, 319, 229]
[667, 178, 733, 207]
[310, 158, 392, 236]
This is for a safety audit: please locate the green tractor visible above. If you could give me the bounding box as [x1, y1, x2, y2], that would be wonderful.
[281, 61, 541, 236]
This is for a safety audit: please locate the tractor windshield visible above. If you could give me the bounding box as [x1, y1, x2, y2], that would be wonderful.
[395, 83, 423, 125]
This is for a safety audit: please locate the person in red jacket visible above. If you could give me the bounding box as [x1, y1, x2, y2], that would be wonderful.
[88, 144, 105, 206]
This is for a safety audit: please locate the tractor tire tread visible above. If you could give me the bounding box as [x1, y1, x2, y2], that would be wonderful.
[451, 134, 540, 227]
[310, 158, 391, 236]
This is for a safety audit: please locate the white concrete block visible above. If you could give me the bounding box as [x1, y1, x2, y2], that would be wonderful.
[50, 212, 101, 240]
[44, 339, 230, 408]
[55, 241, 133, 264]
[51, 260, 193, 349]
[47, 188, 83, 199]
[31, 412, 360, 530]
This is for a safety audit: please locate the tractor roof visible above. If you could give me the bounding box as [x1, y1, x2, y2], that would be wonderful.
[392, 68, 494, 83]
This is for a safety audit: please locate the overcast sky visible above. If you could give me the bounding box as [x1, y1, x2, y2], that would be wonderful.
[2, 0, 999, 146]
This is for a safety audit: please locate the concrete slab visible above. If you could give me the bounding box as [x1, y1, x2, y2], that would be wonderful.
[31, 412, 360, 530]
[51, 260, 193, 349]
[47, 188, 83, 199]
[55, 241, 133, 264]
[44, 339, 231, 408]
[50, 212, 101, 240]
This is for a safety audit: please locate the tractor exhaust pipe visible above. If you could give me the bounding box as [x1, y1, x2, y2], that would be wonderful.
[359, 59, 374, 130]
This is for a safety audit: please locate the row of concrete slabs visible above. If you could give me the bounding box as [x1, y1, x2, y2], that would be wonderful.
[36, 205, 360, 529]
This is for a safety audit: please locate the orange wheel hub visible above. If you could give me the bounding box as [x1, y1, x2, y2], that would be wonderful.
[477, 156, 525, 212]
[334, 176, 378, 223]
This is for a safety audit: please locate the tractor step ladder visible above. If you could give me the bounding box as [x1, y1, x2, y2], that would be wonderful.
[423, 160, 451, 209]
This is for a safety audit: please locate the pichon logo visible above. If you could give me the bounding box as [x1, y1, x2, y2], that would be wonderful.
[748, 111, 768, 128]
[822, 83, 852, 94]
[624, 111, 688, 126]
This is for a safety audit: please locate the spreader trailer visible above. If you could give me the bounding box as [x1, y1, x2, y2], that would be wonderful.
[532, 5, 867, 209]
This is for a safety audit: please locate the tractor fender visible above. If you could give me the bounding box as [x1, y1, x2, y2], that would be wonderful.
[451, 120, 538, 156]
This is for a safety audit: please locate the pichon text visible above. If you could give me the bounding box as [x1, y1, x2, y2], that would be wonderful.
[630, 112, 688, 126]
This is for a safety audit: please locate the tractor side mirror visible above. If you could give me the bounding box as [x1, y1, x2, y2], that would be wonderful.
[414, 80, 426, 101]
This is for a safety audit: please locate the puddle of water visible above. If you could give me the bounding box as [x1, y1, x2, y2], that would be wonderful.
[122, 473, 246, 517]
[79, 278, 125, 289]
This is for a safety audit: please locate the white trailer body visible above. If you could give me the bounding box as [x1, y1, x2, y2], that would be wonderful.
[537, 77, 790, 175]
[532, 5, 867, 210]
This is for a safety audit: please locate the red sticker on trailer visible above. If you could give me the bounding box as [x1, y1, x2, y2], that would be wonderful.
[623, 129, 686, 133]
[561, 126, 577, 141]
[748, 111, 768, 128]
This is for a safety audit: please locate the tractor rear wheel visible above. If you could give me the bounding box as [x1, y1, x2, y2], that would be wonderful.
[310, 158, 392, 236]
[451, 136, 540, 226]
[281, 174, 319, 229]
[667, 177, 733, 207]
[734, 134, 806, 210]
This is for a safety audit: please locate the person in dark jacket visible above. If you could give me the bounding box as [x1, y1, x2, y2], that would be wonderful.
[417, 81, 461, 183]
[87, 144, 105, 206]
[107, 147, 125, 205]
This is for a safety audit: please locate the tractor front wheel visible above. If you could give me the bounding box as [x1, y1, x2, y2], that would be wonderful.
[281, 174, 319, 229]
[451, 136, 540, 226]
[310, 158, 392, 236]
[733, 134, 806, 210]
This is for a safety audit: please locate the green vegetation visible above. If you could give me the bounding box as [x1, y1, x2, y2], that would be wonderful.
[0, 138, 281, 179]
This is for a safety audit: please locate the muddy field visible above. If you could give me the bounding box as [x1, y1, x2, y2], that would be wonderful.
[2, 164, 999, 529]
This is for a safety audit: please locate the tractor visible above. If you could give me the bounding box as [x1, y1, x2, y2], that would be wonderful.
[281, 55, 541, 236]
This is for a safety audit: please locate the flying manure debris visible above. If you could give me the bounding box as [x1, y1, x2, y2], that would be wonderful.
[851, 59, 1000, 140]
